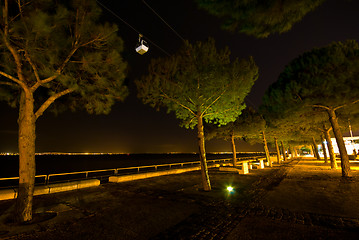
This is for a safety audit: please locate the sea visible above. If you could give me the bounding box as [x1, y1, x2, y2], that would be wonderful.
[0, 152, 264, 178]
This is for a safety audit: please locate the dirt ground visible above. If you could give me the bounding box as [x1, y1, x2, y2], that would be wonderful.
[0, 158, 358, 239]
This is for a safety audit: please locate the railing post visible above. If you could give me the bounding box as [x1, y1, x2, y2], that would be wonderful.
[46, 175, 49, 185]
[114, 169, 118, 176]
[86, 172, 88, 179]
[155, 165, 157, 171]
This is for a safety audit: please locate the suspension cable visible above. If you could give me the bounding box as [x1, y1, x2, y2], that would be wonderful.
[142, 0, 186, 42]
[96, 0, 170, 56]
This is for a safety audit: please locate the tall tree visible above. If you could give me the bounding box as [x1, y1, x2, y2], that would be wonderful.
[207, 107, 265, 167]
[275, 137, 281, 163]
[281, 141, 287, 162]
[312, 137, 320, 160]
[136, 38, 258, 191]
[195, 0, 325, 38]
[262, 130, 271, 167]
[206, 121, 240, 167]
[320, 134, 328, 163]
[0, 0, 128, 222]
[262, 40, 359, 177]
[323, 125, 337, 169]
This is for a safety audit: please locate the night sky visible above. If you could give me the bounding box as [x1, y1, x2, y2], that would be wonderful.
[1, 0, 359, 153]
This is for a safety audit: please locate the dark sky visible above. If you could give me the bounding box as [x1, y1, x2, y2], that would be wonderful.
[1, 0, 359, 153]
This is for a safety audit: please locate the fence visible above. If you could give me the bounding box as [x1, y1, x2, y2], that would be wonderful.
[0, 157, 262, 188]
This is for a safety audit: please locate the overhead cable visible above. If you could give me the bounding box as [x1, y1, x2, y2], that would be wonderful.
[142, 0, 186, 42]
[96, 0, 171, 56]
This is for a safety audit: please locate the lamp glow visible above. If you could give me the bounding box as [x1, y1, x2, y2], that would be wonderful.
[226, 186, 234, 192]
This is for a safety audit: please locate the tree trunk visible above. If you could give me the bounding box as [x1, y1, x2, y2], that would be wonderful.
[327, 109, 350, 177]
[321, 135, 328, 163]
[311, 144, 317, 159]
[16, 92, 36, 222]
[293, 147, 298, 157]
[262, 131, 271, 167]
[281, 141, 287, 161]
[323, 127, 337, 169]
[275, 137, 280, 164]
[312, 137, 320, 160]
[289, 145, 294, 159]
[311, 145, 316, 158]
[197, 115, 211, 191]
[230, 133, 237, 167]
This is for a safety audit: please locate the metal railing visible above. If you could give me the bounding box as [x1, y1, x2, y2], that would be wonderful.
[0, 157, 262, 188]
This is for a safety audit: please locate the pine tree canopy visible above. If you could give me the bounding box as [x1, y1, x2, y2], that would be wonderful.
[195, 0, 325, 38]
[273, 40, 359, 110]
[260, 40, 359, 144]
[0, 0, 128, 116]
[136, 38, 259, 129]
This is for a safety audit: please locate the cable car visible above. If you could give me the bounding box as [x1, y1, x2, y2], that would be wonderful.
[135, 34, 149, 55]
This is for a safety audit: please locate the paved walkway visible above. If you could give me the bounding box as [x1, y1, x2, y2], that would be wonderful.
[1, 158, 359, 239]
[225, 159, 359, 240]
[154, 158, 359, 239]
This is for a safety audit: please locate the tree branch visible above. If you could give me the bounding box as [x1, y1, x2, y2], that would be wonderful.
[184, 116, 196, 126]
[2, 0, 27, 91]
[201, 88, 227, 117]
[35, 88, 74, 120]
[310, 99, 359, 112]
[24, 49, 41, 83]
[334, 99, 359, 111]
[309, 104, 331, 111]
[0, 70, 22, 85]
[31, 46, 79, 91]
[159, 91, 196, 116]
[0, 80, 17, 87]
[187, 96, 195, 105]
[79, 34, 109, 48]
[31, 32, 112, 92]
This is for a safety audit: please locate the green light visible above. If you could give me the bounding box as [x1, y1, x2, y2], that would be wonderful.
[226, 186, 234, 192]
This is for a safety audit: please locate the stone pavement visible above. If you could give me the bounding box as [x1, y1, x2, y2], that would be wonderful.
[154, 158, 359, 239]
[153, 159, 294, 239]
[1, 158, 359, 239]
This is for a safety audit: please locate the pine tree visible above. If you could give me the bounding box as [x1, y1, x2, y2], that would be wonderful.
[0, 0, 128, 222]
[195, 0, 325, 38]
[136, 38, 258, 191]
[261, 40, 359, 177]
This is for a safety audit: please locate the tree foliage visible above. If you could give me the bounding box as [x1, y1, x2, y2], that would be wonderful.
[206, 108, 262, 140]
[260, 40, 359, 177]
[136, 38, 258, 129]
[261, 40, 359, 131]
[276, 40, 359, 110]
[0, 0, 128, 115]
[195, 0, 325, 38]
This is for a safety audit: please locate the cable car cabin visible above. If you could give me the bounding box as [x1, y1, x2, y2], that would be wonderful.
[135, 39, 149, 55]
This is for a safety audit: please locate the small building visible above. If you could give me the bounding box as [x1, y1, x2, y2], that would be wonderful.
[321, 136, 359, 155]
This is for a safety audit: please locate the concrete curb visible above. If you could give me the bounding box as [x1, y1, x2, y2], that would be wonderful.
[0, 164, 231, 200]
[0, 179, 100, 201]
[109, 166, 201, 183]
